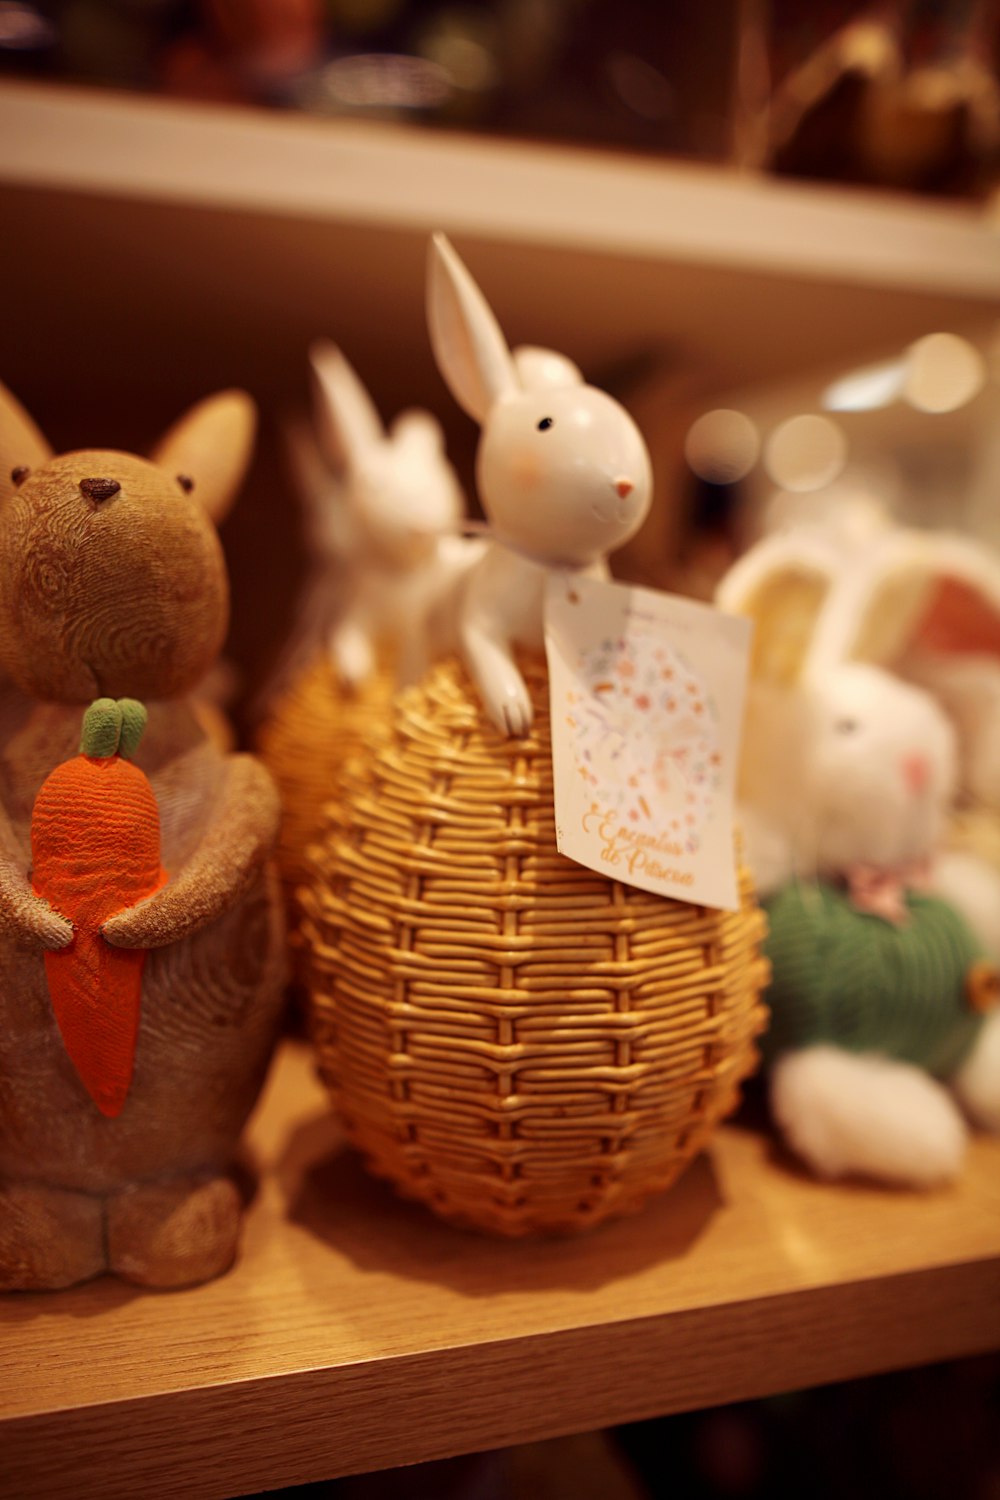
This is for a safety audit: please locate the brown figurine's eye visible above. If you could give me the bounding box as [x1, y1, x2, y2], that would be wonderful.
[176, 474, 195, 493]
[10, 466, 29, 487]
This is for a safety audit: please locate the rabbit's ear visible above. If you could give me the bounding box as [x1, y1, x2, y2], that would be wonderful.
[717, 532, 839, 686]
[848, 533, 1000, 667]
[310, 341, 384, 477]
[427, 233, 518, 424]
[152, 389, 256, 525]
[513, 346, 583, 391]
[0, 380, 52, 505]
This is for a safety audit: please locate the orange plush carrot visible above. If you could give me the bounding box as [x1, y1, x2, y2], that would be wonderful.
[31, 699, 167, 1118]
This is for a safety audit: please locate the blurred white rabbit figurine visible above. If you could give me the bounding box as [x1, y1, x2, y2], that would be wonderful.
[718, 537, 1000, 1188]
[306, 339, 481, 689]
[259, 344, 481, 955]
[427, 233, 653, 735]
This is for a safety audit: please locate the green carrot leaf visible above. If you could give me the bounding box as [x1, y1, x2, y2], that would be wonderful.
[80, 699, 122, 758]
[118, 699, 148, 760]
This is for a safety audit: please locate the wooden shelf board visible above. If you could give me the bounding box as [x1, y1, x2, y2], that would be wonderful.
[2, 81, 1000, 423]
[1, 1042, 998, 1500]
[2, 79, 999, 300]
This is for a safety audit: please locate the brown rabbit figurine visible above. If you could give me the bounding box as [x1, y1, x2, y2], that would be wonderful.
[0, 381, 286, 1291]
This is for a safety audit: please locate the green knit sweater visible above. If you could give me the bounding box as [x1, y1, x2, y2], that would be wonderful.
[762, 881, 985, 1077]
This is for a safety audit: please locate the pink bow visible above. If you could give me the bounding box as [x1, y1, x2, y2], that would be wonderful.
[845, 860, 932, 926]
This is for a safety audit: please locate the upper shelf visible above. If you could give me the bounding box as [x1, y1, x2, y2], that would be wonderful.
[1, 80, 999, 416]
[2, 79, 999, 299]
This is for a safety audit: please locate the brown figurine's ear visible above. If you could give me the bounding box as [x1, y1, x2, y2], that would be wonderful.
[0, 380, 52, 505]
[152, 389, 256, 525]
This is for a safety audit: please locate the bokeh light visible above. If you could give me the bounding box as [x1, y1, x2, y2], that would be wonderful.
[764, 414, 847, 493]
[904, 333, 985, 414]
[684, 409, 759, 484]
[822, 358, 906, 413]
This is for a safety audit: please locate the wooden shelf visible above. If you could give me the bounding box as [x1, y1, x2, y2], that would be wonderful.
[2, 1041, 998, 1500]
[1, 79, 999, 413]
[2, 80, 999, 297]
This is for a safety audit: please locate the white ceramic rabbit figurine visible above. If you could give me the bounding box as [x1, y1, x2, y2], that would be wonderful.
[294, 340, 483, 689]
[426, 233, 653, 736]
[718, 537, 1000, 1187]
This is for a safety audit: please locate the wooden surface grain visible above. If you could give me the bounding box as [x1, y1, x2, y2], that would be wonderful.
[1, 1041, 998, 1499]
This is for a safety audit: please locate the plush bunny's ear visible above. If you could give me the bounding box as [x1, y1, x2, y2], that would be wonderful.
[513, 346, 583, 392]
[0, 380, 52, 505]
[717, 531, 840, 686]
[845, 532, 1000, 667]
[310, 341, 384, 478]
[845, 531, 1000, 812]
[427, 233, 518, 424]
[152, 389, 256, 525]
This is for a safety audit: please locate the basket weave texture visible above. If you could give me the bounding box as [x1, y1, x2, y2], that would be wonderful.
[257, 652, 394, 955]
[301, 654, 769, 1236]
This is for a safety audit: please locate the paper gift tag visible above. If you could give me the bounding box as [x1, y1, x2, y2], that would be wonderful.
[544, 573, 751, 912]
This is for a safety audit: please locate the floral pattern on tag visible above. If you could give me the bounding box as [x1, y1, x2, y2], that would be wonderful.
[567, 634, 722, 854]
[545, 574, 751, 912]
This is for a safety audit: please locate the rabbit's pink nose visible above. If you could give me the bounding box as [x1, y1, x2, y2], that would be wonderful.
[614, 477, 634, 499]
[902, 753, 930, 794]
[79, 478, 120, 503]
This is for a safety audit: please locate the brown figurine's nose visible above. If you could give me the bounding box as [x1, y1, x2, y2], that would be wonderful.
[79, 477, 121, 503]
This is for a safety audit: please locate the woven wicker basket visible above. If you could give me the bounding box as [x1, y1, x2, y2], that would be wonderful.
[257, 651, 395, 978]
[301, 653, 769, 1236]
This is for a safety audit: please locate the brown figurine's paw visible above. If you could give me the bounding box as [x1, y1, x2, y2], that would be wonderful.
[0, 1182, 104, 1290]
[106, 1175, 241, 1288]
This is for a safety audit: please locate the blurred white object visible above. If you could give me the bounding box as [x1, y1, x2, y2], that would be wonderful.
[426, 232, 653, 736]
[771, 1046, 968, 1188]
[289, 340, 483, 690]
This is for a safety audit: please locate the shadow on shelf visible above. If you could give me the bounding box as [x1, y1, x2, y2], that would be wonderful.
[277, 1108, 725, 1298]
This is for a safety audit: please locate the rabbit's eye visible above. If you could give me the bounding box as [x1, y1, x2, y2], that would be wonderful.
[10, 466, 29, 487]
[537, 417, 555, 432]
[835, 717, 859, 735]
[176, 474, 195, 493]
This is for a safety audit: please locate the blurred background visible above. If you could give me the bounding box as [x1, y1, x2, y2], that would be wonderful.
[3, 0, 1000, 195]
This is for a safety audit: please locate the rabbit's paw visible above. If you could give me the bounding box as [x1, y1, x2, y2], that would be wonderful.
[330, 622, 374, 689]
[771, 1045, 967, 1188]
[26, 898, 74, 952]
[0, 1181, 104, 1290]
[102, 891, 175, 949]
[0, 878, 73, 952]
[482, 668, 534, 738]
[107, 1173, 241, 1288]
[951, 1010, 1000, 1132]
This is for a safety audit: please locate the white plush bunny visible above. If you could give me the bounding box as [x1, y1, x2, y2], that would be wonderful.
[718, 536, 1000, 1187]
[735, 504, 1000, 845]
[426, 233, 653, 735]
[288, 340, 483, 690]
